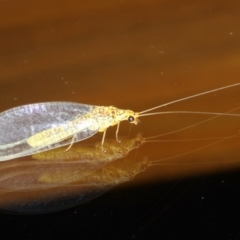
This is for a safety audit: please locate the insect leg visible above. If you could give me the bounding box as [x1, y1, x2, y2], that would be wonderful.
[64, 135, 75, 152]
[101, 130, 107, 152]
[115, 122, 121, 143]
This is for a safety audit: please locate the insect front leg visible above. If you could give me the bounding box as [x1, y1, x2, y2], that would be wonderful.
[115, 122, 121, 143]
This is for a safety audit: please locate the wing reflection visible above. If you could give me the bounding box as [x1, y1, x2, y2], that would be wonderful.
[0, 135, 147, 214]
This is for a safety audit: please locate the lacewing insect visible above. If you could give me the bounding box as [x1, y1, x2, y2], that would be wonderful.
[0, 83, 240, 162]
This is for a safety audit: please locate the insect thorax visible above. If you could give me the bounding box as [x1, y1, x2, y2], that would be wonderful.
[84, 106, 137, 132]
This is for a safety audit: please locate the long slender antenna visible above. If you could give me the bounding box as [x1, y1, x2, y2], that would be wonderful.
[139, 111, 240, 117]
[144, 106, 240, 139]
[139, 83, 240, 114]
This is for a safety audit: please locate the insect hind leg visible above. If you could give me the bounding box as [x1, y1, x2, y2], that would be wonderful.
[64, 135, 75, 152]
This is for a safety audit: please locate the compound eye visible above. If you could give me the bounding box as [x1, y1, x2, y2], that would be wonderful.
[128, 116, 134, 122]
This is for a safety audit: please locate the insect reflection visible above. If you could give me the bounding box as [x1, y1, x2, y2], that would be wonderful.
[0, 125, 238, 214]
[0, 135, 146, 214]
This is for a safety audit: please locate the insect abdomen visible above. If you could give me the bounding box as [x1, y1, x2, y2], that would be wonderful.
[27, 126, 77, 147]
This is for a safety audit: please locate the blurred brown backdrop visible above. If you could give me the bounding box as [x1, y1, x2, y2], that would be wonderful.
[0, 0, 240, 182]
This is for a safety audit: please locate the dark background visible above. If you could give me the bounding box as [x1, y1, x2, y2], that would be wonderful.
[1, 0, 240, 239]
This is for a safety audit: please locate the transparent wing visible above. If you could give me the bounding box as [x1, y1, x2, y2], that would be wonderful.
[0, 102, 95, 144]
[0, 102, 99, 161]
